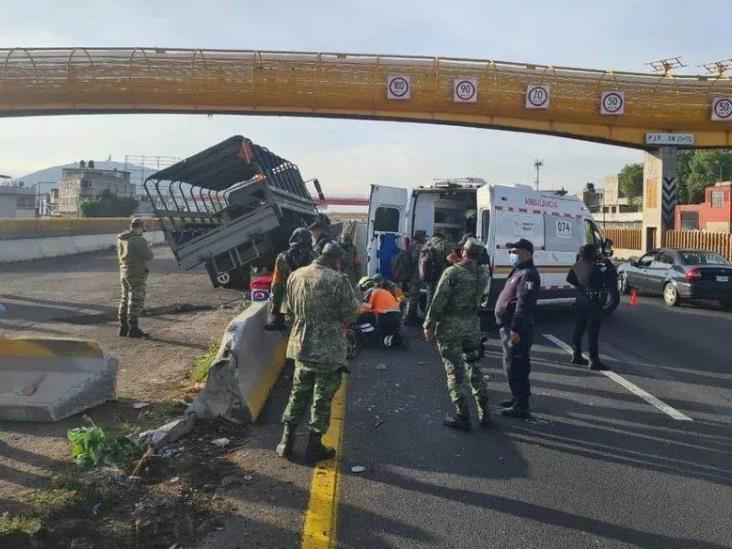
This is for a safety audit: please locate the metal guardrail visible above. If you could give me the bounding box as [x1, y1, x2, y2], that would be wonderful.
[0, 217, 145, 239]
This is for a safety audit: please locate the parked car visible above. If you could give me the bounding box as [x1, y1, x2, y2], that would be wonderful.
[617, 248, 732, 309]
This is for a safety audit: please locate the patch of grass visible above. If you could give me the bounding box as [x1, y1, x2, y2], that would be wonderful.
[191, 340, 220, 384]
[32, 488, 81, 518]
[0, 512, 41, 536]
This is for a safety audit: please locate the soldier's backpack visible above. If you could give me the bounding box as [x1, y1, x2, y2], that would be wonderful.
[419, 243, 443, 283]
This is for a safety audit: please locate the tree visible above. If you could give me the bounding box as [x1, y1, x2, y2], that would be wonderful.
[676, 149, 732, 204]
[80, 190, 138, 217]
[618, 163, 643, 200]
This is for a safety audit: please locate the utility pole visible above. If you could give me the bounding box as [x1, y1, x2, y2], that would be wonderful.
[534, 159, 543, 190]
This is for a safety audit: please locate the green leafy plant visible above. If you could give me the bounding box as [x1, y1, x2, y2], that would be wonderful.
[67, 418, 142, 467]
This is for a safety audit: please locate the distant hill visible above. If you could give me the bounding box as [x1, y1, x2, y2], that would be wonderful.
[17, 161, 161, 194]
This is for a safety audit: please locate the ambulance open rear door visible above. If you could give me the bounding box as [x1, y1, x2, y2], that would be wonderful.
[366, 184, 408, 279]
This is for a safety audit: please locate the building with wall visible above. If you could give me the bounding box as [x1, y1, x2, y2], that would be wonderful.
[582, 176, 643, 229]
[0, 184, 37, 218]
[675, 181, 731, 232]
[58, 165, 133, 216]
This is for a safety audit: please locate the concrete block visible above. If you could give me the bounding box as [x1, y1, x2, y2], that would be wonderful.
[188, 302, 287, 422]
[0, 338, 118, 422]
[140, 414, 196, 450]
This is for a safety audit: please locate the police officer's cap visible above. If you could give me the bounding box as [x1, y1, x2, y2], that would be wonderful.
[320, 242, 345, 259]
[505, 238, 534, 253]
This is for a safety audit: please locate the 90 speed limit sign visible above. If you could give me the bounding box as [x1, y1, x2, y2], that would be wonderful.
[600, 91, 625, 115]
[711, 97, 732, 121]
[453, 78, 478, 103]
[387, 75, 411, 100]
[525, 84, 550, 109]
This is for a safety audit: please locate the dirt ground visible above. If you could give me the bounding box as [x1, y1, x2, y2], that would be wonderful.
[0, 247, 311, 548]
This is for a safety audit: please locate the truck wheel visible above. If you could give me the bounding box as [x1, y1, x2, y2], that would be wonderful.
[663, 283, 680, 307]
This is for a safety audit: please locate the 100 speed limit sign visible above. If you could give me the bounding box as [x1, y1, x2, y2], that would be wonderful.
[387, 75, 411, 100]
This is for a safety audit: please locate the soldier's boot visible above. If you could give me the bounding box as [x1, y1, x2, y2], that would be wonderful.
[500, 398, 516, 408]
[404, 303, 422, 326]
[275, 423, 296, 459]
[589, 358, 610, 371]
[571, 353, 589, 366]
[476, 398, 493, 429]
[118, 319, 129, 337]
[443, 402, 471, 431]
[127, 320, 149, 339]
[305, 432, 336, 464]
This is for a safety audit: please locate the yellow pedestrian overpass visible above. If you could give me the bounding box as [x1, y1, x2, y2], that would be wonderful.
[1, 47, 731, 148]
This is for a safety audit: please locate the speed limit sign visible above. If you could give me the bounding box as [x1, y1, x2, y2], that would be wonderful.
[600, 91, 625, 115]
[525, 84, 550, 109]
[387, 75, 411, 100]
[453, 78, 478, 103]
[711, 97, 732, 121]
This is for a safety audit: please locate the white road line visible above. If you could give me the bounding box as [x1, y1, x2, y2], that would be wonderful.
[542, 333, 693, 422]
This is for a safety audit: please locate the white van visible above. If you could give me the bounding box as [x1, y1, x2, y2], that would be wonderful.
[365, 179, 610, 311]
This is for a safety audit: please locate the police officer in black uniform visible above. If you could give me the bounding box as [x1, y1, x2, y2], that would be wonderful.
[567, 244, 610, 371]
[494, 239, 541, 419]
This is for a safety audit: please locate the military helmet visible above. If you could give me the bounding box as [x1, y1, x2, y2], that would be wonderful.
[462, 237, 486, 256]
[130, 217, 145, 230]
[289, 227, 313, 246]
[358, 276, 377, 291]
[320, 242, 345, 260]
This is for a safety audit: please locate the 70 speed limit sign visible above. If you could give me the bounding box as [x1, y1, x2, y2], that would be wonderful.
[525, 84, 550, 109]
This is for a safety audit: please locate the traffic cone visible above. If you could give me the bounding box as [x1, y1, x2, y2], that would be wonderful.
[630, 289, 639, 307]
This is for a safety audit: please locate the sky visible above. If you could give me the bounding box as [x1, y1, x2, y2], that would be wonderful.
[0, 0, 728, 196]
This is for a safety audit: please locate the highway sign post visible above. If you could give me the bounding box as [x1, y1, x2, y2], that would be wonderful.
[600, 91, 625, 115]
[387, 75, 411, 100]
[453, 78, 478, 103]
[525, 84, 550, 109]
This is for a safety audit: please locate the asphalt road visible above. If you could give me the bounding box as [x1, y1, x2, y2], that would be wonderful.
[336, 296, 732, 549]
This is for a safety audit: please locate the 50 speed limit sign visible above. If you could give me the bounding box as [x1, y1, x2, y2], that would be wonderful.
[525, 84, 550, 109]
[453, 78, 478, 103]
[711, 97, 732, 121]
[600, 91, 625, 115]
[387, 75, 411, 100]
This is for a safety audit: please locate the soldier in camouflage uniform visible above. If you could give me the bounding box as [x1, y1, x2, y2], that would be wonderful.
[117, 218, 154, 338]
[404, 230, 427, 325]
[339, 232, 362, 286]
[423, 238, 492, 431]
[276, 243, 359, 463]
[266, 228, 315, 330]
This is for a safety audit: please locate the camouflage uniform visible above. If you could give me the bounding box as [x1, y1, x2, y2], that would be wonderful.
[340, 240, 362, 287]
[281, 255, 359, 433]
[117, 229, 153, 327]
[270, 247, 316, 316]
[405, 235, 426, 323]
[424, 250, 490, 423]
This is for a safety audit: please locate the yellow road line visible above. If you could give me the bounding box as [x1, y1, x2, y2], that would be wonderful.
[301, 379, 347, 549]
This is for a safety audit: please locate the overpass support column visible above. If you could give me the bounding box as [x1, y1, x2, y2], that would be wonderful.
[642, 147, 678, 250]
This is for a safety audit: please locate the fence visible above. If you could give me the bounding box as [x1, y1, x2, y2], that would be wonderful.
[0, 217, 155, 239]
[603, 228, 642, 252]
[666, 230, 732, 261]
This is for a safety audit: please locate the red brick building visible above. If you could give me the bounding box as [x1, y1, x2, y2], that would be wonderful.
[675, 181, 731, 232]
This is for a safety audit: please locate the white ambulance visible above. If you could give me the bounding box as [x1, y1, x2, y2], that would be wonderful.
[365, 179, 611, 311]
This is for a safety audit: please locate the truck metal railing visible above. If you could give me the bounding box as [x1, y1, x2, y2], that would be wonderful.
[144, 135, 321, 288]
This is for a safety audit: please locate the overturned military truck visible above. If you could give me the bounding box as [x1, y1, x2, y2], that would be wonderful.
[144, 136, 324, 289]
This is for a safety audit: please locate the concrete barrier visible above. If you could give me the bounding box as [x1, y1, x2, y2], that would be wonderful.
[0, 337, 118, 422]
[0, 231, 164, 263]
[188, 302, 288, 423]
